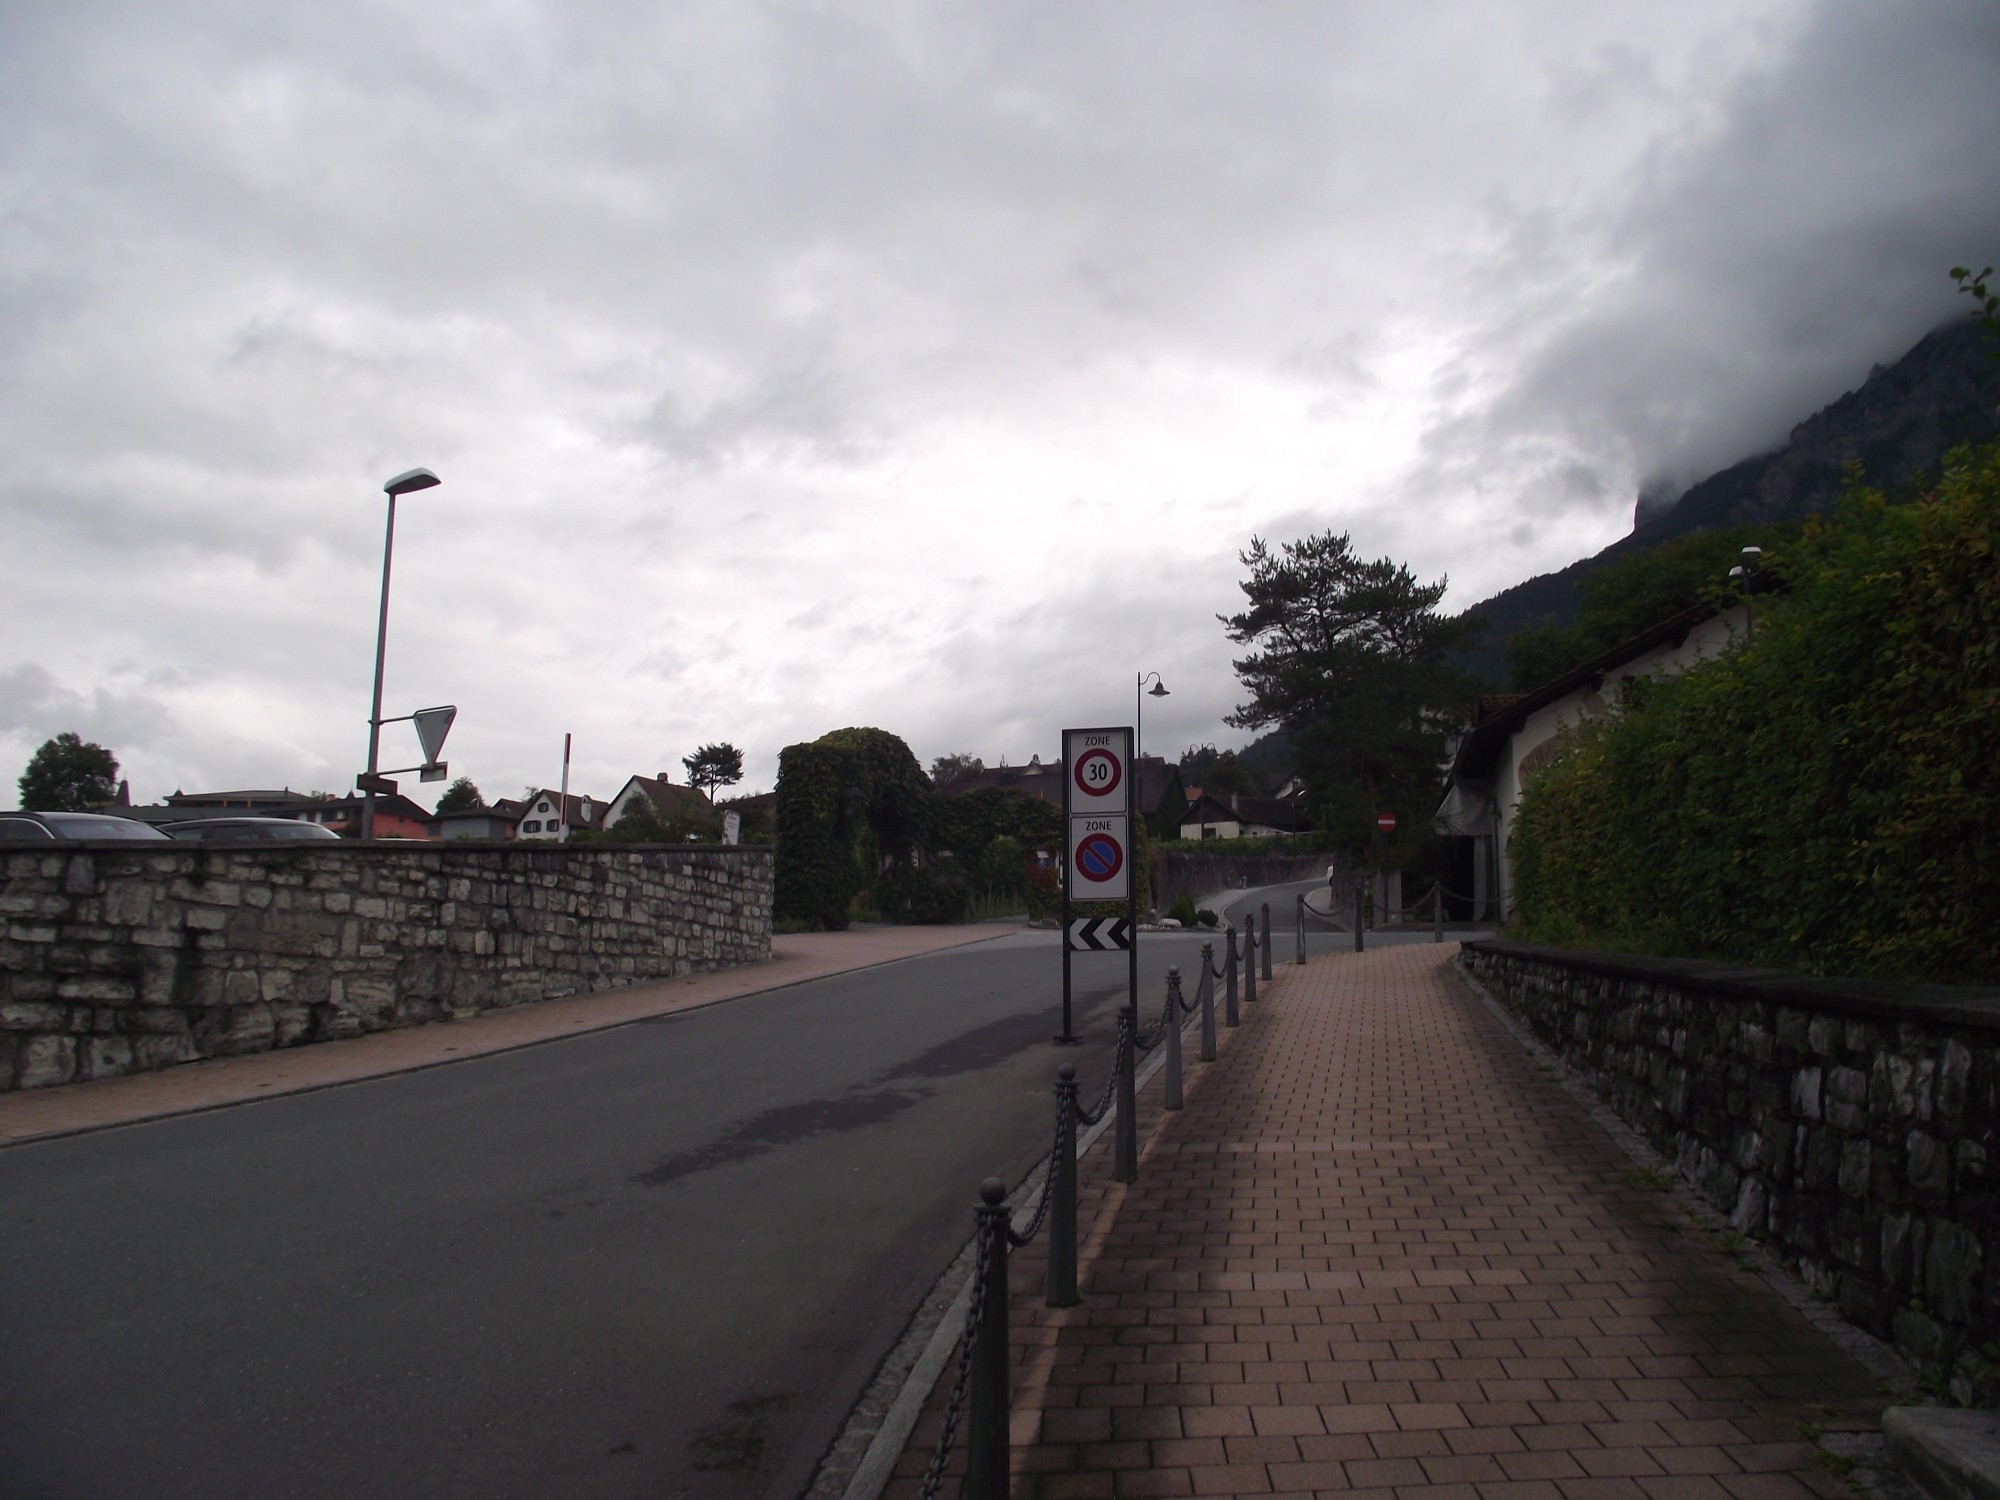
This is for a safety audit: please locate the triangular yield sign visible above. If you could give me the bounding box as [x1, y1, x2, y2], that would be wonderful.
[412, 705, 457, 765]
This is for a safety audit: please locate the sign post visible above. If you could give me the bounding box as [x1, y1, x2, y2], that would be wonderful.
[1059, 725, 1136, 1044]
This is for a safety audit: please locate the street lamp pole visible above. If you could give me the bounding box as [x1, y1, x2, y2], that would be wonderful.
[363, 468, 440, 842]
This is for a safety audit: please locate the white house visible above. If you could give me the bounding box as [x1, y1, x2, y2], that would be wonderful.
[515, 789, 604, 841]
[600, 774, 714, 834]
[1438, 596, 1754, 920]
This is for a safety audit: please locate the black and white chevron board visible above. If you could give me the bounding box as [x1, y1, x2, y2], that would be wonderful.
[1066, 917, 1132, 951]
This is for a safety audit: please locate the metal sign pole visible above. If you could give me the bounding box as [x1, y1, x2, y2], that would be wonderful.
[1057, 734, 1076, 1045]
[1127, 751, 1138, 1021]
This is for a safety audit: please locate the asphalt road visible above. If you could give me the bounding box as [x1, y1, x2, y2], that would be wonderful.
[0, 927, 1213, 1500]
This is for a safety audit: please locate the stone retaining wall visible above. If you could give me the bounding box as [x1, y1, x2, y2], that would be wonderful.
[1464, 939, 2000, 1401]
[0, 841, 773, 1093]
[1151, 850, 1341, 916]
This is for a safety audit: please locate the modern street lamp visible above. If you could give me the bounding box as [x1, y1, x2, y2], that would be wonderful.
[362, 467, 441, 842]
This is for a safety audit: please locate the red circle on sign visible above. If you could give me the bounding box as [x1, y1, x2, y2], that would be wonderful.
[1376, 813, 1398, 833]
[1075, 832, 1124, 883]
[1073, 748, 1122, 800]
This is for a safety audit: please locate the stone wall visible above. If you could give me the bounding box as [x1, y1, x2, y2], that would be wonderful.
[1151, 850, 1342, 916]
[0, 841, 773, 1093]
[1464, 939, 2000, 1401]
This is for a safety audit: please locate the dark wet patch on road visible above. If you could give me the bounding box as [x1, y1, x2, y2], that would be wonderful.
[633, 1088, 930, 1185]
[688, 1392, 791, 1473]
[632, 973, 1129, 1188]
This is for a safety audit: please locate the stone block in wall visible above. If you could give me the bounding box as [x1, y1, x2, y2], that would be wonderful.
[14, 1034, 77, 1089]
[81, 1035, 134, 1080]
[193, 1003, 275, 1057]
[3, 1000, 66, 1031]
[1826, 1067, 1869, 1131]
[130, 1032, 195, 1072]
[1908, 1131, 1950, 1207]
[1927, 1223, 1985, 1326]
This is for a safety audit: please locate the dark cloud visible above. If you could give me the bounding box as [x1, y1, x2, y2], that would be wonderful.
[3, 1, 1996, 799]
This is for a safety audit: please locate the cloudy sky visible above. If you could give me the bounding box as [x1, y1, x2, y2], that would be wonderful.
[5, 0, 1998, 808]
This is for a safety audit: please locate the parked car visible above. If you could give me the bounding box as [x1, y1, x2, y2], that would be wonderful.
[162, 817, 342, 843]
[0, 811, 173, 841]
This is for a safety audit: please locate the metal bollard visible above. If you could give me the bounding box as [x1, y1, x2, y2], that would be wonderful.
[1244, 915, 1258, 1003]
[1261, 903, 1274, 981]
[966, 1177, 1011, 1500]
[1114, 1005, 1138, 1183]
[1295, 895, 1306, 965]
[1224, 927, 1240, 1027]
[1199, 942, 1217, 1060]
[1164, 968, 1184, 1111]
[1432, 881, 1443, 944]
[1353, 883, 1364, 953]
[1048, 1066, 1079, 1307]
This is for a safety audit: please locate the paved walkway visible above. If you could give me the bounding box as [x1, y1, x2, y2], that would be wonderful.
[885, 942, 1887, 1499]
[0, 922, 1025, 1146]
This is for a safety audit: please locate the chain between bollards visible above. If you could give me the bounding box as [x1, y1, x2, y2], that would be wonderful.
[1046, 1065, 1079, 1307]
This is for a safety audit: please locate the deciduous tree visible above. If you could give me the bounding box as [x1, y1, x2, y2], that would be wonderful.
[434, 776, 483, 814]
[18, 733, 120, 811]
[929, 752, 984, 787]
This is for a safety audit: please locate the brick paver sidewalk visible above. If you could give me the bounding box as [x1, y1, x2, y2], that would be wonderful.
[886, 942, 1885, 1499]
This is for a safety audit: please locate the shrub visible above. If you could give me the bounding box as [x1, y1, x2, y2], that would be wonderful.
[1167, 893, 1198, 927]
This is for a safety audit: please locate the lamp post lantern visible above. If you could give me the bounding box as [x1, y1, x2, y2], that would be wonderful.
[1135, 671, 1168, 764]
[363, 467, 441, 842]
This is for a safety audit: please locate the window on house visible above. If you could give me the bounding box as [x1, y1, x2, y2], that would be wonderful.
[523, 820, 541, 832]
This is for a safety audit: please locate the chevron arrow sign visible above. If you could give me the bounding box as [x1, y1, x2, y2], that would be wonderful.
[1066, 917, 1132, 952]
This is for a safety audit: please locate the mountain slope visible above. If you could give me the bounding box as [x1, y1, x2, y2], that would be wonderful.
[1460, 315, 2000, 684]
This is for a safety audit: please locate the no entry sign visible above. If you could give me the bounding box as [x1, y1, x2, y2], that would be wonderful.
[1377, 812, 1398, 833]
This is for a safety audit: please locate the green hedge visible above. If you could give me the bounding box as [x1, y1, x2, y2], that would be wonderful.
[773, 741, 862, 930]
[1511, 443, 2000, 983]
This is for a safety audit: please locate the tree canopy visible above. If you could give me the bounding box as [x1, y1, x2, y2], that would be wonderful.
[929, 752, 984, 787]
[1220, 531, 1481, 842]
[681, 743, 745, 801]
[18, 733, 120, 811]
[434, 776, 483, 814]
